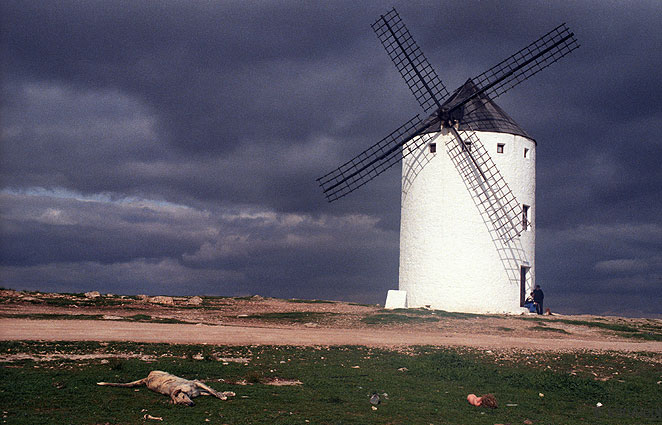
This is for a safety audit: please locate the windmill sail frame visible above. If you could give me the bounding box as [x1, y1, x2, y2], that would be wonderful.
[372, 8, 449, 112]
[316, 8, 577, 312]
[317, 115, 436, 202]
[318, 12, 578, 207]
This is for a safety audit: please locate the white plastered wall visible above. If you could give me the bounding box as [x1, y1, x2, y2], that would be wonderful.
[398, 129, 536, 314]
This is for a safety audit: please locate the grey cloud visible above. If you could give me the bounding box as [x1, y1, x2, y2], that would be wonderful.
[0, 259, 246, 296]
[0, 190, 397, 302]
[594, 258, 655, 274]
[1, 0, 661, 315]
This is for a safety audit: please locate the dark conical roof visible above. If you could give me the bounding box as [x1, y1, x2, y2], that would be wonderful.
[419, 79, 533, 141]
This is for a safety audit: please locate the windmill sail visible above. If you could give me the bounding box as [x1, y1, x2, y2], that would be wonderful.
[315, 8, 578, 312]
[372, 8, 449, 112]
[445, 128, 523, 242]
[431, 80, 531, 242]
[317, 115, 436, 202]
[318, 9, 578, 218]
[418, 79, 531, 138]
[448, 23, 579, 119]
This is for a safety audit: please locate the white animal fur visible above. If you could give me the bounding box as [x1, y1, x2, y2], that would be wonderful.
[97, 370, 235, 406]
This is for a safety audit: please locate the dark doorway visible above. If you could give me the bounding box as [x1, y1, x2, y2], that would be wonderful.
[520, 266, 530, 306]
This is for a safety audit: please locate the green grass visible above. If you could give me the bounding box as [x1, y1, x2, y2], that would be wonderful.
[286, 298, 336, 304]
[0, 313, 106, 321]
[361, 312, 440, 325]
[1, 341, 660, 424]
[0, 313, 191, 325]
[619, 331, 662, 341]
[123, 314, 189, 324]
[241, 312, 340, 323]
[521, 317, 662, 341]
[381, 308, 494, 319]
[347, 302, 377, 307]
[361, 308, 490, 325]
[15, 291, 131, 307]
[530, 325, 570, 334]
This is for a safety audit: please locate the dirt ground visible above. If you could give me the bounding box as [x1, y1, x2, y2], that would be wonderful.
[1, 289, 661, 354]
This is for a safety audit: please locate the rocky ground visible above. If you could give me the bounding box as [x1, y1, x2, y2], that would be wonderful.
[1, 289, 661, 355]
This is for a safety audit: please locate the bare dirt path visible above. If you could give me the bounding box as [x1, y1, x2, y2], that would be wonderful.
[3, 319, 661, 352]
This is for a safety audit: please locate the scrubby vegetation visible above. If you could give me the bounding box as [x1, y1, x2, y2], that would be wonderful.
[1, 341, 659, 424]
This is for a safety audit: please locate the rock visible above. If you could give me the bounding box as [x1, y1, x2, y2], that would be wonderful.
[251, 295, 264, 300]
[524, 420, 533, 425]
[84, 291, 101, 299]
[149, 296, 174, 305]
[369, 393, 380, 405]
[187, 296, 203, 305]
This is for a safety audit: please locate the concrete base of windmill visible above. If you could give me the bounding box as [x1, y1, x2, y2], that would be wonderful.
[384, 290, 407, 309]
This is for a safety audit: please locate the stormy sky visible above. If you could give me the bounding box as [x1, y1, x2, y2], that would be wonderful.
[1, 0, 660, 317]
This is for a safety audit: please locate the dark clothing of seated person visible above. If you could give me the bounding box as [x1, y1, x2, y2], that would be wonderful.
[532, 286, 544, 315]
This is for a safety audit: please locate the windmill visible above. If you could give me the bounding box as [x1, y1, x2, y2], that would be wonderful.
[317, 9, 579, 313]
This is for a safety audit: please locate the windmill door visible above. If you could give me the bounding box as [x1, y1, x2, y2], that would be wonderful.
[520, 266, 530, 307]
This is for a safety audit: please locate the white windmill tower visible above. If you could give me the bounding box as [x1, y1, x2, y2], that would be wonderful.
[317, 9, 578, 313]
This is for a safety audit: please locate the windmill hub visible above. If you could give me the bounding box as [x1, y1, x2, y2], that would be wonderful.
[317, 8, 578, 314]
[438, 104, 464, 128]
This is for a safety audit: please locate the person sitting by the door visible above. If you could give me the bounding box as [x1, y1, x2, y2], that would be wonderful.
[523, 294, 536, 313]
[532, 285, 544, 315]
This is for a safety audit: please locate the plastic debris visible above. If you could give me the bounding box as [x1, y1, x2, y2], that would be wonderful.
[467, 393, 497, 408]
[370, 393, 380, 405]
[467, 394, 481, 407]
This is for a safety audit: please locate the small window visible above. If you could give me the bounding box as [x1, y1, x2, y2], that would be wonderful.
[522, 204, 530, 231]
[497, 143, 504, 153]
[429, 143, 436, 153]
[524, 148, 529, 158]
[462, 141, 472, 152]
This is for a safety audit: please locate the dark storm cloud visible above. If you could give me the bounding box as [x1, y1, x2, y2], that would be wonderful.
[1, 0, 660, 314]
[0, 189, 397, 299]
[2, 0, 379, 155]
[1, 0, 406, 217]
